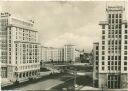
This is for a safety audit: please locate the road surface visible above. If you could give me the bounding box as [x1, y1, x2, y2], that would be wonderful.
[14, 79, 64, 90]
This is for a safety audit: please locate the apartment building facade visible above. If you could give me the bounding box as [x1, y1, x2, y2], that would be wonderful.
[41, 44, 76, 63]
[93, 42, 99, 87]
[64, 44, 75, 62]
[0, 12, 40, 83]
[98, 6, 128, 89]
[41, 46, 59, 62]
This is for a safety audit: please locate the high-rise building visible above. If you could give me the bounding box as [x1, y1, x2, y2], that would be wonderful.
[64, 44, 75, 62]
[93, 42, 99, 87]
[58, 48, 64, 62]
[0, 12, 40, 83]
[41, 44, 76, 63]
[98, 5, 128, 89]
[41, 46, 59, 62]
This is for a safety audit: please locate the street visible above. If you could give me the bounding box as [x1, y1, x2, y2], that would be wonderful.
[14, 79, 64, 90]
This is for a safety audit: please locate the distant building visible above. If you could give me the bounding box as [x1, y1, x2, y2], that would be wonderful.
[41, 44, 77, 63]
[41, 46, 47, 62]
[41, 46, 59, 62]
[0, 12, 40, 82]
[50, 47, 59, 62]
[58, 48, 64, 62]
[64, 44, 75, 62]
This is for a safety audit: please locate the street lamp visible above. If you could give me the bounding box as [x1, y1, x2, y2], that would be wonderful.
[73, 69, 77, 90]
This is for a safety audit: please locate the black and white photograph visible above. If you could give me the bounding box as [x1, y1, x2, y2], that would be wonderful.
[0, 0, 128, 91]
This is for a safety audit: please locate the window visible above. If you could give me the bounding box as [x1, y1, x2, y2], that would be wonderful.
[102, 56, 105, 60]
[124, 62, 127, 65]
[112, 14, 114, 18]
[102, 46, 105, 50]
[124, 67, 127, 71]
[102, 41, 105, 45]
[96, 61, 98, 65]
[9, 48, 11, 51]
[111, 61, 114, 65]
[118, 56, 121, 60]
[119, 30, 121, 34]
[116, 14, 118, 18]
[119, 25, 121, 29]
[124, 46, 127, 50]
[102, 25, 105, 29]
[102, 67, 104, 70]
[125, 35, 127, 39]
[115, 40, 117, 45]
[118, 61, 121, 65]
[111, 56, 114, 60]
[96, 46, 99, 50]
[108, 66, 110, 70]
[125, 30, 127, 34]
[109, 14, 111, 18]
[115, 56, 117, 60]
[124, 51, 127, 55]
[112, 19, 114, 23]
[124, 56, 127, 60]
[96, 56, 98, 60]
[96, 67, 98, 70]
[108, 61, 110, 65]
[102, 51, 105, 55]
[115, 66, 117, 70]
[119, 19, 122, 23]
[102, 61, 104, 65]
[115, 61, 117, 65]
[119, 35, 121, 38]
[102, 30, 105, 34]
[119, 14, 122, 18]
[96, 51, 99, 55]
[111, 66, 113, 70]
[102, 36, 105, 39]
[125, 24, 127, 28]
[125, 40, 127, 44]
[116, 19, 118, 23]
[108, 56, 110, 60]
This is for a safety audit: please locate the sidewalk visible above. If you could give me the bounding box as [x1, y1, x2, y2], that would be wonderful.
[80, 86, 128, 91]
[80, 86, 100, 90]
[1, 78, 13, 87]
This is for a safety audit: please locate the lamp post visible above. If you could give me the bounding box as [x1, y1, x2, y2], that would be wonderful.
[73, 69, 77, 90]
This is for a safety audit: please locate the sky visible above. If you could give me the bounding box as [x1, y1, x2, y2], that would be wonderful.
[1, 1, 127, 52]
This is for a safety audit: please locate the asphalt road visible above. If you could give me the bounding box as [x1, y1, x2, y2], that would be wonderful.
[14, 79, 64, 90]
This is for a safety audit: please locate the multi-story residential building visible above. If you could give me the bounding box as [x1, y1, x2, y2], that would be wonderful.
[93, 42, 99, 87]
[0, 12, 9, 79]
[98, 5, 128, 89]
[58, 48, 64, 62]
[41, 46, 47, 62]
[41, 44, 76, 63]
[64, 44, 75, 62]
[0, 12, 40, 83]
[51, 47, 59, 62]
[41, 46, 59, 62]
